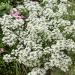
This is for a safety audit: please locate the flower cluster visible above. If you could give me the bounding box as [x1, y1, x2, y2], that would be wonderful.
[10, 8, 25, 19]
[0, 0, 75, 75]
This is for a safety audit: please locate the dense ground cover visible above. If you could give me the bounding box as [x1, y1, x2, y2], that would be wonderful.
[0, 0, 75, 75]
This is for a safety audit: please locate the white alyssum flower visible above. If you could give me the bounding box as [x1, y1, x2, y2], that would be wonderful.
[3, 54, 15, 62]
[0, 0, 75, 75]
[60, 0, 67, 3]
[28, 68, 46, 75]
[0, 14, 24, 46]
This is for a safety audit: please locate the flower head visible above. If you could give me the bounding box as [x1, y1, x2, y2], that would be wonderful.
[10, 8, 24, 19]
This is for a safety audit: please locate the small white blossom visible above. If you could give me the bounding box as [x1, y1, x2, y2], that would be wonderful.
[0, 0, 74, 75]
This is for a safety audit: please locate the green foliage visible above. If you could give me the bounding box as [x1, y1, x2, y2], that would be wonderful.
[0, 2, 12, 16]
[0, 58, 16, 75]
[20, 8, 29, 18]
[0, 0, 9, 3]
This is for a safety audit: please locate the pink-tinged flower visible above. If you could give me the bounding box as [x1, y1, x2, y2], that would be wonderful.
[15, 15, 25, 19]
[10, 8, 25, 19]
[0, 48, 4, 54]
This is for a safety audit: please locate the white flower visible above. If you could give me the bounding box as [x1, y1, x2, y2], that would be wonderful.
[3, 54, 15, 62]
[0, 0, 74, 74]
[28, 68, 46, 75]
[60, 0, 67, 3]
